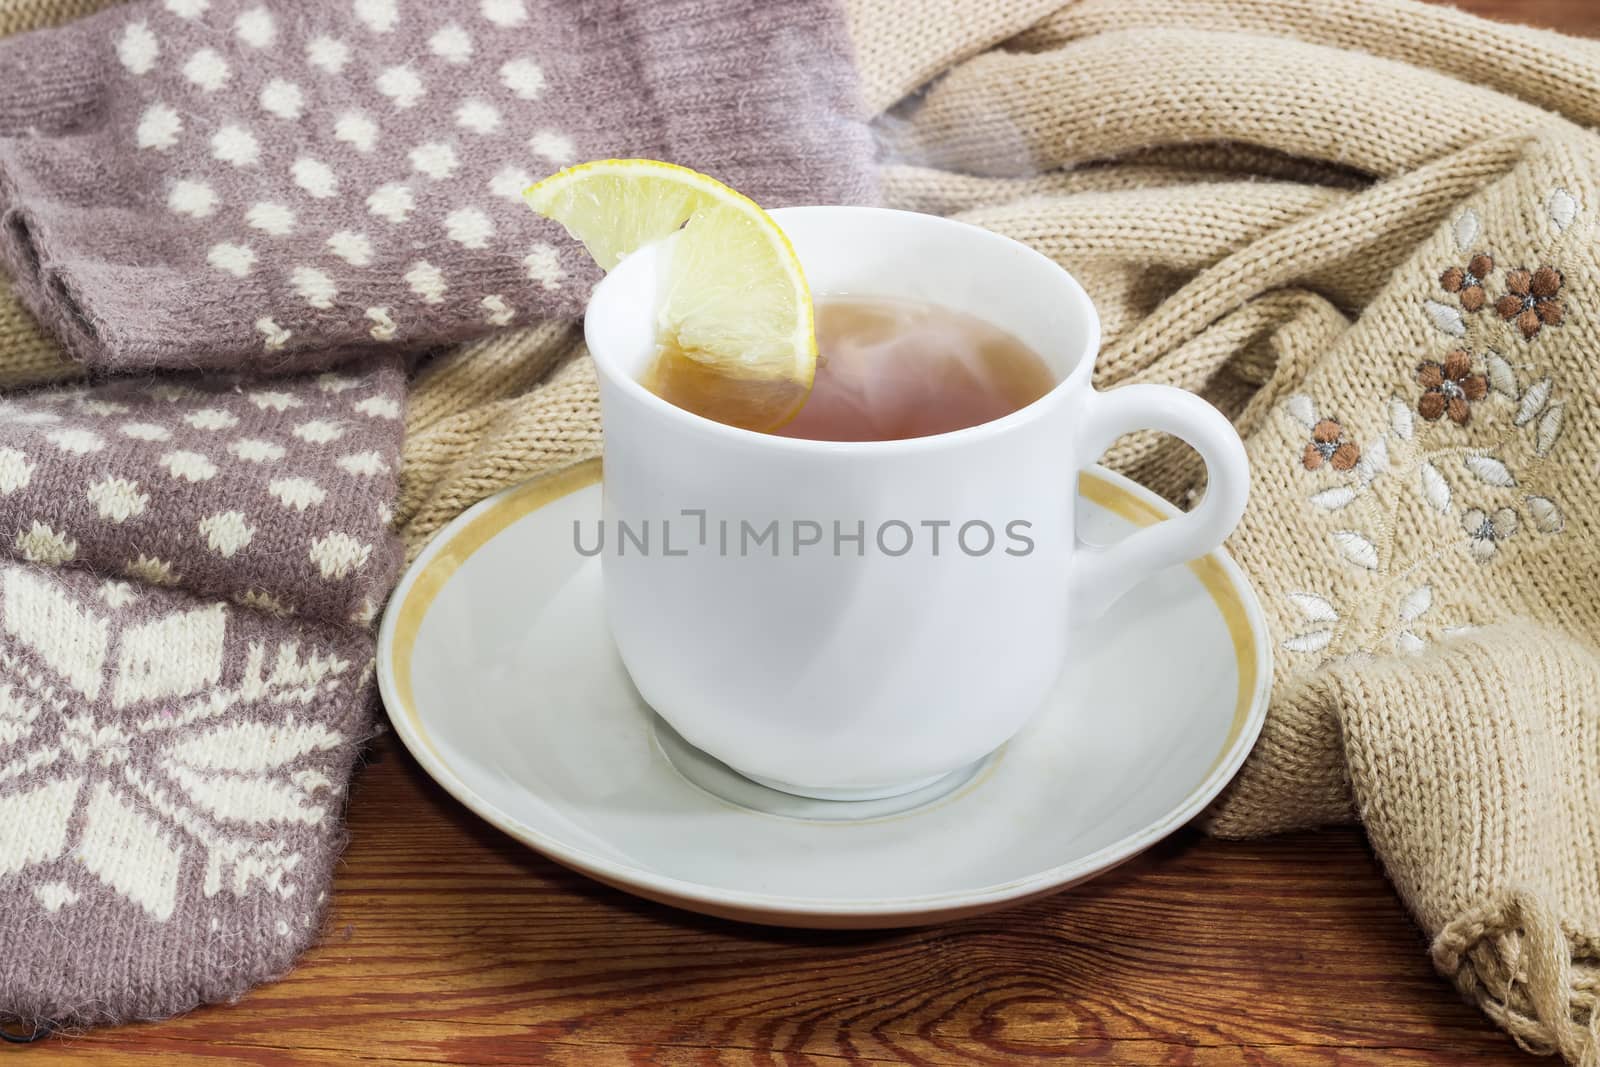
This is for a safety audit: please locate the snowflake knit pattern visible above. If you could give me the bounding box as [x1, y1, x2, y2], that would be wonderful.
[0, 0, 877, 1035]
[0, 0, 875, 373]
[0, 355, 406, 1029]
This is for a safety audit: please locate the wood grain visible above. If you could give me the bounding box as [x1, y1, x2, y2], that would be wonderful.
[1448, 0, 1600, 34]
[30, 736, 1535, 1066]
[17, 0, 1591, 1063]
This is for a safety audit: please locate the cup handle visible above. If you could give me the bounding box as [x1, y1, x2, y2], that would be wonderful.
[1070, 384, 1250, 621]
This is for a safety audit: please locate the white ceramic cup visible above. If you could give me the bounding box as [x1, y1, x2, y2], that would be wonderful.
[584, 206, 1249, 800]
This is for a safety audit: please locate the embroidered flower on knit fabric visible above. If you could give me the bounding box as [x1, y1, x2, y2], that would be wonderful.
[1495, 267, 1565, 340]
[1440, 253, 1494, 313]
[1302, 419, 1361, 472]
[1462, 507, 1518, 561]
[1416, 350, 1488, 425]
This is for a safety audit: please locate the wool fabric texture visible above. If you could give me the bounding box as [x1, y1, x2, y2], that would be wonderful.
[398, 1, 1600, 1062]
[0, 359, 406, 1027]
[0, 0, 875, 373]
[0, 0, 113, 392]
[0, 0, 877, 1033]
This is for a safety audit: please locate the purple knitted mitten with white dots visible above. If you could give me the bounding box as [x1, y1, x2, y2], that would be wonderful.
[0, 0, 875, 373]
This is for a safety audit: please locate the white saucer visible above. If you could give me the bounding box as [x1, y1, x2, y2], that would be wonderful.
[377, 460, 1271, 928]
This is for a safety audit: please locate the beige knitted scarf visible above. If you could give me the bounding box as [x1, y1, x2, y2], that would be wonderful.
[4, 0, 1597, 1061]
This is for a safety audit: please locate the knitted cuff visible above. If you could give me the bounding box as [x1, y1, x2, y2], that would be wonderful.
[0, 350, 405, 1028]
[0, 563, 378, 1029]
[0, 0, 875, 375]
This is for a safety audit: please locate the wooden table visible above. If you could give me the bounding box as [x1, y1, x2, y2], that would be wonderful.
[31, 743, 1539, 1065]
[27, 1, 1593, 1063]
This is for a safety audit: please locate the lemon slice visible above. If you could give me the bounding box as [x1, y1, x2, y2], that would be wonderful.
[524, 160, 816, 430]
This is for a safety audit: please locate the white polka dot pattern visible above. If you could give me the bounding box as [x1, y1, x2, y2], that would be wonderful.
[354, 0, 399, 34]
[480, 0, 528, 28]
[259, 79, 304, 121]
[290, 267, 338, 309]
[408, 143, 459, 181]
[403, 262, 446, 304]
[488, 166, 532, 201]
[291, 159, 338, 199]
[429, 25, 473, 64]
[233, 8, 275, 48]
[333, 113, 378, 154]
[455, 99, 501, 135]
[365, 184, 413, 224]
[117, 22, 159, 75]
[0, 360, 404, 626]
[135, 104, 182, 151]
[6, 0, 605, 366]
[0, 0, 879, 375]
[0, 346, 401, 1006]
[211, 126, 260, 167]
[306, 35, 350, 74]
[375, 66, 424, 109]
[530, 130, 575, 165]
[444, 207, 493, 249]
[208, 243, 256, 277]
[182, 48, 230, 92]
[246, 203, 295, 236]
[499, 58, 545, 100]
[327, 231, 374, 267]
[523, 244, 565, 291]
[167, 180, 217, 218]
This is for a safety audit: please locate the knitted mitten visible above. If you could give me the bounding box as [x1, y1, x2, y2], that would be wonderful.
[0, 0, 875, 373]
[0, 358, 405, 1028]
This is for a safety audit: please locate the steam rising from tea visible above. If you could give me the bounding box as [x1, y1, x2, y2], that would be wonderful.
[646, 297, 1056, 440]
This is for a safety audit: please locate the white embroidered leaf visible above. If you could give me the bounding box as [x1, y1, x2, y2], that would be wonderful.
[1535, 402, 1564, 457]
[1332, 530, 1379, 570]
[1469, 537, 1499, 561]
[1485, 352, 1518, 399]
[1310, 486, 1358, 510]
[1419, 462, 1452, 513]
[1424, 299, 1466, 337]
[1395, 630, 1426, 655]
[1466, 454, 1516, 488]
[1453, 208, 1480, 252]
[1285, 394, 1316, 429]
[1515, 377, 1551, 426]
[1388, 397, 1414, 441]
[1490, 508, 1519, 539]
[1283, 629, 1334, 653]
[1398, 584, 1433, 622]
[1548, 188, 1579, 231]
[1287, 592, 1339, 623]
[1526, 495, 1565, 534]
[1357, 434, 1390, 485]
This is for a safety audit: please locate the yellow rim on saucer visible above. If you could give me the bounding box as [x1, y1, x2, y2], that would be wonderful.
[377, 459, 1268, 925]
